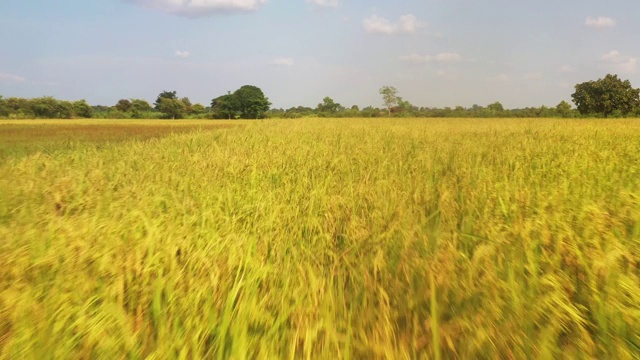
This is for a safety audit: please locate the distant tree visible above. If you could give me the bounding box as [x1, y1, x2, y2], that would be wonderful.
[211, 86, 271, 119]
[130, 99, 153, 113]
[555, 100, 573, 118]
[156, 97, 186, 119]
[361, 106, 382, 118]
[232, 85, 271, 119]
[115, 99, 132, 112]
[73, 100, 94, 118]
[487, 101, 505, 112]
[316, 96, 341, 115]
[181, 97, 193, 114]
[155, 91, 178, 110]
[211, 93, 238, 119]
[572, 74, 640, 117]
[379, 86, 400, 115]
[191, 103, 206, 115]
[0, 96, 7, 117]
[28, 97, 73, 119]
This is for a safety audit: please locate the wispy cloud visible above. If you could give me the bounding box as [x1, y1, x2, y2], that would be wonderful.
[601, 50, 637, 74]
[307, 0, 341, 8]
[0, 72, 26, 84]
[399, 52, 463, 63]
[585, 16, 616, 29]
[363, 14, 422, 35]
[175, 50, 190, 58]
[271, 57, 294, 66]
[126, 0, 267, 17]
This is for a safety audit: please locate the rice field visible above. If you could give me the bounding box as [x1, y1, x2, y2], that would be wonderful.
[0, 118, 639, 359]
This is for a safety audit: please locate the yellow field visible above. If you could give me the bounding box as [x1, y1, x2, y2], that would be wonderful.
[1, 118, 639, 359]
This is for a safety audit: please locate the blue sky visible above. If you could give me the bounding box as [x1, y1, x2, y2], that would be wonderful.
[0, 0, 638, 109]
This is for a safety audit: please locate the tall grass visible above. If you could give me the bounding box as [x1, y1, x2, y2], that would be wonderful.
[0, 118, 639, 358]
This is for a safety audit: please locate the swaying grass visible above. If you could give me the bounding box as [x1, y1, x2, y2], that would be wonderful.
[1, 118, 639, 359]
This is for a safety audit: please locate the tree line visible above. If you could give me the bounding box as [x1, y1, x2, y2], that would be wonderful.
[1, 74, 639, 119]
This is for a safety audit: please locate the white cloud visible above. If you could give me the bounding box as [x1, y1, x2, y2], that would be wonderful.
[525, 73, 543, 80]
[601, 50, 637, 74]
[175, 50, 190, 58]
[127, 0, 267, 17]
[0, 72, 26, 84]
[307, 0, 340, 8]
[363, 14, 422, 35]
[559, 65, 576, 73]
[271, 57, 294, 66]
[585, 16, 616, 29]
[399, 52, 463, 63]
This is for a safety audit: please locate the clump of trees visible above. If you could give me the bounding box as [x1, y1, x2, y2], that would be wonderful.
[572, 74, 640, 118]
[0, 96, 93, 119]
[211, 85, 271, 119]
[3, 75, 640, 120]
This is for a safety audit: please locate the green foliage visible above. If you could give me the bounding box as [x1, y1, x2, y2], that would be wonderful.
[72, 100, 94, 118]
[487, 101, 505, 112]
[190, 103, 206, 115]
[316, 96, 342, 116]
[211, 85, 271, 119]
[572, 74, 640, 117]
[155, 90, 178, 109]
[28, 97, 74, 119]
[379, 85, 400, 114]
[115, 99, 132, 112]
[211, 94, 238, 119]
[156, 97, 187, 119]
[232, 85, 271, 119]
[0, 96, 7, 117]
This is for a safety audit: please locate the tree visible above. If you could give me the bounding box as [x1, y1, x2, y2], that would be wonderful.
[555, 100, 573, 118]
[211, 94, 238, 119]
[155, 90, 178, 110]
[232, 85, 271, 119]
[211, 86, 271, 119]
[0, 96, 7, 117]
[73, 100, 94, 118]
[27, 97, 73, 118]
[571, 74, 640, 118]
[181, 97, 193, 114]
[487, 101, 504, 112]
[191, 103, 206, 115]
[156, 97, 186, 119]
[316, 96, 341, 115]
[130, 99, 153, 113]
[115, 99, 132, 112]
[379, 86, 401, 115]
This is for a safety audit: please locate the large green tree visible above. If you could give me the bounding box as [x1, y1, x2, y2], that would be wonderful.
[571, 74, 640, 117]
[211, 85, 271, 119]
[211, 94, 238, 119]
[155, 91, 178, 109]
[232, 85, 271, 119]
[115, 99, 132, 112]
[156, 97, 187, 119]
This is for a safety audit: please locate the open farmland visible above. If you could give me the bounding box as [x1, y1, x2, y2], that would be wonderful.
[0, 118, 639, 359]
[0, 120, 239, 163]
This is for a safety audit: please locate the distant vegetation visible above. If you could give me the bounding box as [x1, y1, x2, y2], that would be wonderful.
[1, 74, 639, 119]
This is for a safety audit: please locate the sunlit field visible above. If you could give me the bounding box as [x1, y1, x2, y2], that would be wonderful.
[1, 118, 639, 359]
